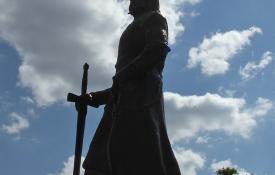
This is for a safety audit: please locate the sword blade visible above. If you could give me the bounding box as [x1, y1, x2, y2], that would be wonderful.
[73, 108, 87, 175]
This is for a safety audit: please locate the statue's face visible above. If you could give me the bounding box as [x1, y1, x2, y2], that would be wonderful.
[129, 0, 146, 16]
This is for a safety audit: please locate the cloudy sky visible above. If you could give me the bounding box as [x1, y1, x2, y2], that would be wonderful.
[0, 0, 274, 175]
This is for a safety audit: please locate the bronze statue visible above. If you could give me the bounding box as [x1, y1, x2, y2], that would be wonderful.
[78, 0, 181, 174]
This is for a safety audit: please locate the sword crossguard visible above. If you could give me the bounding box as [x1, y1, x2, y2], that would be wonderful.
[67, 93, 80, 103]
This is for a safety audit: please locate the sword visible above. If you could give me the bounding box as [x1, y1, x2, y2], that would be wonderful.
[67, 63, 89, 175]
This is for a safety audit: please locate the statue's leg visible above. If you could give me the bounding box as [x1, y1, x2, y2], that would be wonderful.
[109, 102, 167, 175]
[84, 169, 107, 175]
[83, 99, 114, 175]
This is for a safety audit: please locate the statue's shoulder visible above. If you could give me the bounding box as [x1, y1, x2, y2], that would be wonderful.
[144, 11, 166, 20]
[139, 11, 167, 29]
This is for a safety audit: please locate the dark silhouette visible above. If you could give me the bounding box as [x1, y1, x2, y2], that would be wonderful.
[216, 167, 238, 175]
[74, 0, 181, 174]
[216, 167, 254, 175]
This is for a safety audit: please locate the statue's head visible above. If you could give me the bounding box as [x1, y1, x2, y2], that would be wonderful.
[129, 0, 160, 17]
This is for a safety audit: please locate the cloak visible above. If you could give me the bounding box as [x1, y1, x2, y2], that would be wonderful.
[83, 11, 181, 175]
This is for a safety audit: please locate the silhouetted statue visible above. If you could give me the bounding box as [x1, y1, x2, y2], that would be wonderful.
[79, 0, 181, 174]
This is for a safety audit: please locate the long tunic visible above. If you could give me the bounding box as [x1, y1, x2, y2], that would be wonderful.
[83, 11, 181, 175]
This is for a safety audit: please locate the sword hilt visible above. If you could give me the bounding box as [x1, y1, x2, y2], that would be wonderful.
[67, 93, 79, 103]
[67, 62, 89, 103]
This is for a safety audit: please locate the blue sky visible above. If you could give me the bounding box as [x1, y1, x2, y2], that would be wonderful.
[0, 0, 274, 175]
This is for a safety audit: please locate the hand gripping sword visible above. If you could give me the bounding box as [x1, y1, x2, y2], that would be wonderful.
[67, 63, 89, 175]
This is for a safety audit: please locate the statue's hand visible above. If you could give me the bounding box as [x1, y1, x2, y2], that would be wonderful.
[88, 92, 101, 108]
[75, 93, 99, 111]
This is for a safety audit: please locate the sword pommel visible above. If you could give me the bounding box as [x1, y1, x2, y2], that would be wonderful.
[83, 62, 89, 71]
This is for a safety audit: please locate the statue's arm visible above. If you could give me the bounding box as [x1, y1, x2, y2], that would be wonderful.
[113, 12, 170, 84]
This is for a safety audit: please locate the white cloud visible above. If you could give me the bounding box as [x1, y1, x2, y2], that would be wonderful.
[211, 159, 252, 175]
[240, 51, 273, 80]
[218, 86, 236, 97]
[49, 155, 85, 175]
[160, 0, 201, 44]
[20, 96, 34, 104]
[211, 159, 236, 172]
[238, 170, 253, 175]
[1, 112, 30, 135]
[190, 11, 200, 17]
[0, 0, 200, 106]
[0, 93, 13, 113]
[174, 147, 205, 175]
[0, 0, 129, 106]
[188, 27, 262, 76]
[195, 136, 210, 144]
[247, 97, 273, 118]
[27, 108, 35, 114]
[164, 92, 273, 142]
